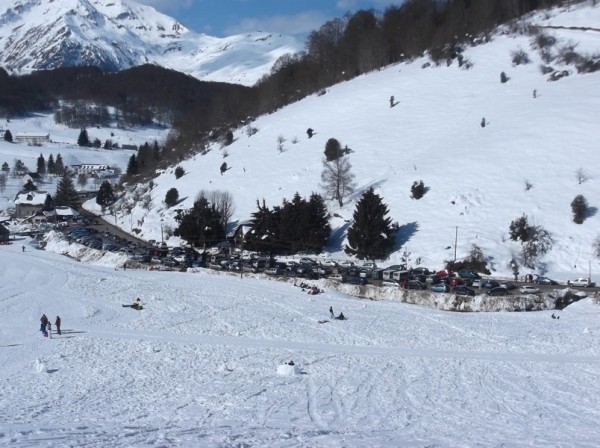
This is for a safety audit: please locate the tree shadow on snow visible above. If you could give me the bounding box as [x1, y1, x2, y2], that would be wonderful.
[393, 222, 419, 251]
[327, 221, 351, 253]
[586, 207, 598, 219]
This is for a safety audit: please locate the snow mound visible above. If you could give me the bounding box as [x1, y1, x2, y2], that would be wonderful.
[277, 363, 299, 376]
[33, 358, 46, 373]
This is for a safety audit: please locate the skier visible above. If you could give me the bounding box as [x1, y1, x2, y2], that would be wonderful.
[46, 321, 52, 339]
[55, 316, 62, 335]
[40, 314, 49, 335]
[329, 306, 335, 319]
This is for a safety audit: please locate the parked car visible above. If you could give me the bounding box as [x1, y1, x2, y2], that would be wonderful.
[534, 276, 558, 285]
[328, 274, 346, 282]
[458, 270, 481, 280]
[405, 280, 427, 290]
[453, 286, 476, 296]
[411, 267, 431, 276]
[567, 277, 595, 287]
[482, 280, 500, 289]
[265, 267, 281, 275]
[382, 280, 399, 287]
[499, 281, 516, 290]
[487, 287, 508, 296]
[449, 277, 464, 287]
[431, 283, 450, 293]
[520, 285, 540, 294]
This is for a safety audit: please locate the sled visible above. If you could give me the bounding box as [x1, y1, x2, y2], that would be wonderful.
[122, 304, 143, 310]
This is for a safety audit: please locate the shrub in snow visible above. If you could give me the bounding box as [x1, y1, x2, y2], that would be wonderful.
[557, 44, 582, 66]
[539, 65, 554, 75]
[571, 194, 588, 224]
[511, 49, 530, 65]
[174, 166, 185, 179]
[306, 128, 314, 138]
[509, 215, 532, 243]
[410, 180, 426, 199]
[245, 125, 258, 137]
[324, 138, 342, 162]
[500, 71, 509, 83]
[277, 135, 285, 153]
[164, 188, 179, 207]
[532, 31, 557, 51]
[220, 162, 228, 175]
[524, 179, 533, 191]
[521, 226, 553, 269]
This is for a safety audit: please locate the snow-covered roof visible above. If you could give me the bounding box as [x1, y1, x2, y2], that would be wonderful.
[13, 191, 49, 205]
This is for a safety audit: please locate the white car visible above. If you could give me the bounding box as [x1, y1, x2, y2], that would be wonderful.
[567, 278, 594, 287]
[520, 285, 540, 294]
[328, 274, 345, 282]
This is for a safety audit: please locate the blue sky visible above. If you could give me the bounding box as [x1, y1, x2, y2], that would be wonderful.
[140, 0, 402, 39]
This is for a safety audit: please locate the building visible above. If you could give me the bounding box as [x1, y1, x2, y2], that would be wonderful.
[13, 191, 50, 218]
[0, 224, 9, 243]
[14, 133, 50, 144]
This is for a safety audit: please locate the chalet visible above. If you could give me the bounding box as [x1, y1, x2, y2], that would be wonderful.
[14, 133, 50, 145]
[69, 164, 111, 175]
[21, 172, 43, 186]
[13, 191, 50, 218]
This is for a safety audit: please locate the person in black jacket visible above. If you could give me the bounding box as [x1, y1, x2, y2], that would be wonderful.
[55, 316, 62, 335]
[40, 314, 48, 334]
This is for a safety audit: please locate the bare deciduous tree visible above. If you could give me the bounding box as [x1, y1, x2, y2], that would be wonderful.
[321, 156, 356, 207]
[0, 173, 6, 195]
[198, 190, 235, 230]
[575, 167, 588, 185]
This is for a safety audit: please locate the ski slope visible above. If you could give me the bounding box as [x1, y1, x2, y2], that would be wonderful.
[1, 239, 600, 446]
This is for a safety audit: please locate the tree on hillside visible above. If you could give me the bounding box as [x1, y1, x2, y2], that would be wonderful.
[0, 173, 6, 195]
[77, 173, 89, 190]
[324, 138, 342, 162]
[77, 128, 90, 147]
[345, 187, 396, 260]
[164, 188, 179, 207]
[54, 154, 65, 176]
[321, 155, 355, 207]
[126, 154, 138, 176]
[23, 179, 37, 192]
[174, 196, 225, 248]
[46, 154, 55, 175]
[36, 153, 46, 176]
[12, 159, 25, 178]
[3, 130, 12, 142]
[96, 180, 116, 209]
[244, 200, 280, 255]
[54, 173, 78, 207]
[200, 190, 235, 231]
[571, 194, 588, 224]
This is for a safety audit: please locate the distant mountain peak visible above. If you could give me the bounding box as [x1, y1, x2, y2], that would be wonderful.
[0, 0, 302, 85]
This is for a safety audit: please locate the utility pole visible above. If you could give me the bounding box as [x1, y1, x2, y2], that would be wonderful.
[454, 226, 458, 262]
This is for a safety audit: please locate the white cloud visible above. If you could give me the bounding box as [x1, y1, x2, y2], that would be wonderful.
[225, 11, 329, 37]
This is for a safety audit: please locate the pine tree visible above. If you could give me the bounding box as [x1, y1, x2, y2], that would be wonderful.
[47, 154, 55, 175]
[306, 193, 331, 253]
[174, 196, 225, 248]
[571, 194, 588, 224]
[4, 129, 12, 142]
[54, 154, 65, 176]
[96, 180, 116, 208]
[54, 173, 78, 207]
[345, 187, 396, 260]
[77, 129, 90, 147]
[164, 188, 179, 207]
[324, 138, 342, 162]
[244, 200, 280, 255]
[36, 153, 46, 176]
[126, 154, 138, 176]
[23, 179, 37, 192]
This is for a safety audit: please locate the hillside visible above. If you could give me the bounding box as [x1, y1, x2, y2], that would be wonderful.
[2, 3, 600, 282]
[109, 2, 600, 282]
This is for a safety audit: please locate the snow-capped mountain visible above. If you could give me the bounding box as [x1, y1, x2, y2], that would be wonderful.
[0, 0, 302, 86]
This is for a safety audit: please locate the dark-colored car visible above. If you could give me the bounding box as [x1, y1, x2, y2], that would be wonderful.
[482, 280, 500, 289]
[487, 287, 508, 296]
[458, 270, 481, 280]
[534, 276, 558, 285]
[453, 286, 476, 296]
[406, 280, 427, 290]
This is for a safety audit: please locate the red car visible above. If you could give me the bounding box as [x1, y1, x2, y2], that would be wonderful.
[449, 277, 464, 286]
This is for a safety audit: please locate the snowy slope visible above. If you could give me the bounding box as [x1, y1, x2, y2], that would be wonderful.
[2, 3, 600, 283]
[114, 2, 600, 282]
[1, 238, 600, 446]
[0, 0, 302, 86]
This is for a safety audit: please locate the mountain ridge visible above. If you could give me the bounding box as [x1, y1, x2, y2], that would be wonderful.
[0, 0, 303, 86]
